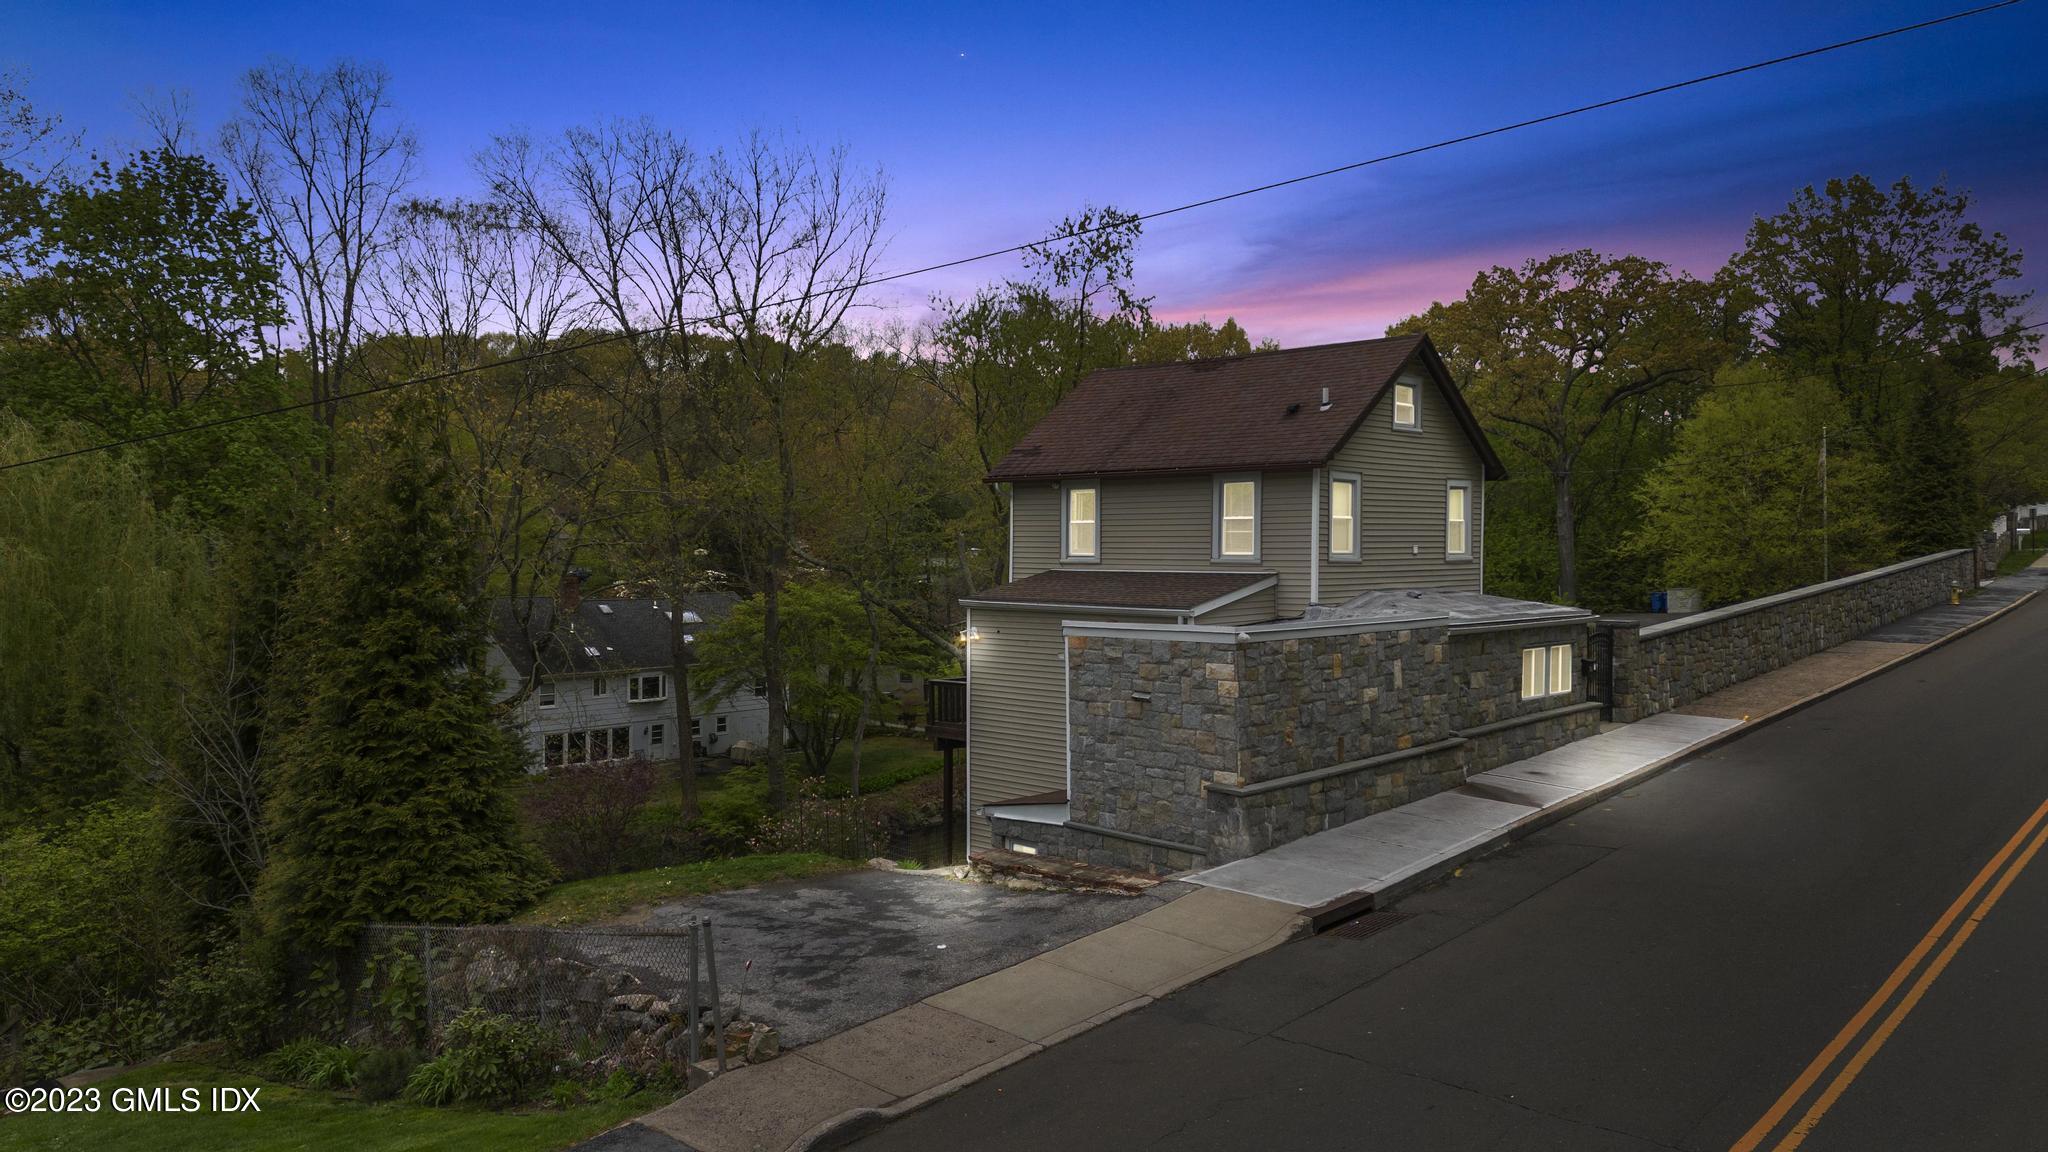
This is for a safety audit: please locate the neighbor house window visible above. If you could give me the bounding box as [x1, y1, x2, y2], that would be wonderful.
[1445, 482, 1471, 559]
[1215, 475, 1260, 559]
[1329, 473, 1360, 560]
[1521, 643, 1575, 700]
[751, 679, 767, 698]
[898, 671, 914, 685]
[691, 718, 702, 739]
[591, 676, 608, 696]
[649, 723, 666, 748]
[536, 681, 557, 708]
[567, 731, 587, 762]
[716, 715, 729, 735]
[589, 728, 609, 760]
[1393, 381, 1418, 428]
[544, 733, 564, 767]
[628, 672, 666, 702]
[1064, 480, 1098, 561]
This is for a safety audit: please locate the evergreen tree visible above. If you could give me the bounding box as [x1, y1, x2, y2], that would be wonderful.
[1890, 375, 1980, 557]
[260, 423, 547, 954]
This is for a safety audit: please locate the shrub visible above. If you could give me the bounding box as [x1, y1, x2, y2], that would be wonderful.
[695, 767, 770, 856]
[354, 933, 428, 1047]
[0, 805, 181, 1024]
[162, 926, 281, 1058]
[404, 1009, 558, 1106]
[13, 999, 177, 1080]
[522, 758, 660, 881]
[353, 1046, 422, 1102]
[261, 1038, 358, 1089]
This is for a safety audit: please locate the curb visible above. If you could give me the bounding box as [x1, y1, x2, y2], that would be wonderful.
[1300, 584, 2044, 929]
[791, 912, 1311, 1152]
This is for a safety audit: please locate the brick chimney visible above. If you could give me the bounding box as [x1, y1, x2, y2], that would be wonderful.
[558, 567, 590, 618]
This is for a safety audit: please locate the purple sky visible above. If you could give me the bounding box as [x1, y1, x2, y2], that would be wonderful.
[6, 0, 2044, 346]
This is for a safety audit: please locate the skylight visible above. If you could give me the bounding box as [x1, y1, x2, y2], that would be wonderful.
[598, 604, 613, 614]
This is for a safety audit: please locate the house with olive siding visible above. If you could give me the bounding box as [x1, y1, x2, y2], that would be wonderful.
[936, 333, 1609, 864]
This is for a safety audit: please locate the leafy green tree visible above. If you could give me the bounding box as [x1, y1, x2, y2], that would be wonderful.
[1632, 364, 1888, 602]
[1392, 250, 1729, 603]
[0, 147, 309, 524]
[692, 580, 949, 778]
[1889, 370, 1980, 556]
[0, 416, 216, 826]
[1727, 176, 2033, 433]
[260, 421, 547, 954]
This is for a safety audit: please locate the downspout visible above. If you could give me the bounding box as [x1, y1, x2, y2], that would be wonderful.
[963, 606, 974, 857]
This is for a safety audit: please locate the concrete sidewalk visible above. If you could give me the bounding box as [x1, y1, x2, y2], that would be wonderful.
[605, 886, 1305, 1152]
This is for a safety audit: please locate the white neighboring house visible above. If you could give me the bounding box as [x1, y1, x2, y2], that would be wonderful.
[486, 582, 771, 772]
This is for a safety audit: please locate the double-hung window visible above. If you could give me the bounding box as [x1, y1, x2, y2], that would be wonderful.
[1445, 482, 1472, 560]
[1393, 381, 1418, 428]
[1521, 643, 1576, 700]
[1064, 481, 1098, 561]
[535, 681, 557, 708]
[628, 672, 666, 702]
[649, 723, 666, 749]
[591, 675, 608, 697]
[1215, 475, 1260, 560]
[1328, 472, 1360, 560]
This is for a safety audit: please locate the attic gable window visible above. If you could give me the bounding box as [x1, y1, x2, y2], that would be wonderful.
[1393, 381, 1419, 428]
[1329, 472, 1360, 561]
[1214, 474, 1261, 561]
[1063, 480, 1099, 561]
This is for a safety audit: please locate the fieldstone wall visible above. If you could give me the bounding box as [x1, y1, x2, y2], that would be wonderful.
[1449, 622, 1602, 773]
[1031, 617, 1605, 873]
[1600, 549, 1974, 723]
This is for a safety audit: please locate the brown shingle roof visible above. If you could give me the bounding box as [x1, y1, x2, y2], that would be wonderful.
[986, 333, 1505, 482]
[960, 569, 1276, 613]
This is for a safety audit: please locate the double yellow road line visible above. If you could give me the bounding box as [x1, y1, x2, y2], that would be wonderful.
[1730, 795, 2048, 1151]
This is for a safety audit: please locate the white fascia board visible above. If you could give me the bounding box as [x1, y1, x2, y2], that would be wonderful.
[1186, 575, 1280, 618]
[985, 801, 1070, 826]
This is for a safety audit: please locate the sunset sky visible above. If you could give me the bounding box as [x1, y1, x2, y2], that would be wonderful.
[6, 0, 2044, 347]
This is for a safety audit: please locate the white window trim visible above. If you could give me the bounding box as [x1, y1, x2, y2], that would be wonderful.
[1328, 471, 1362, 562]
[1061, 479, 1100, 563]
[1445, 481, 1473, 561]
[1521, 642, 1576, 699]
[715, 715, 729, 734]
[627, 672, 667, 702]
[1212, 473, 1262, 562]
[535, 680, 557, 708]
[591, 675, 608, 696]
[1392, 380, 1421, 430]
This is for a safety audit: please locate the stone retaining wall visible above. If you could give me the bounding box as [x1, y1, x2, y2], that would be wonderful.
[1003, 616, 1602, 873]
[1598, 549, 1973, 723]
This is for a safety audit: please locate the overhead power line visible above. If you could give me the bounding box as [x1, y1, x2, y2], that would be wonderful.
[0, 0, 2026, 474]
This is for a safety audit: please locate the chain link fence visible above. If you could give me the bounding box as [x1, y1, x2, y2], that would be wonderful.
[346, 919, 749, 1073]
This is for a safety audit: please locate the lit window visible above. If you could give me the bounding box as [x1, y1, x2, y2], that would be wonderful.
[1393, 382, 1418, 427]
[1446, 484, 1471, 559]
[536, 681, 556, 708]
[1065, 481, 1098, 560]
[628, 672, 666, 702]
[1329, 474, 1358, 559]
[1217, 477, 1258, 559]
[1521, 643, 1576, 699]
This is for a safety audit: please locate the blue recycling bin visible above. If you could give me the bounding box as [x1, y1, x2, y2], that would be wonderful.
[1650, 591, 1668, 613]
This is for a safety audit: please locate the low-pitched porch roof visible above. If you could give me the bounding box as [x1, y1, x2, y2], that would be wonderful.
[959, 569, 1277, 617]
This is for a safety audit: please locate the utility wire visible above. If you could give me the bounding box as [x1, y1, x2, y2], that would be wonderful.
[0, 0, 2027, 475]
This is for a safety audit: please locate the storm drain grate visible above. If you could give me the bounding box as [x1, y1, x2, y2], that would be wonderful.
[1325, 910, 1416, 939]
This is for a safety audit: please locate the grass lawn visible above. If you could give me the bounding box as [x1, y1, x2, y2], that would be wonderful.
[516, 852, 857, 926]
[1996, 545, 2045, 577]
[0, 1062, 660, 1152]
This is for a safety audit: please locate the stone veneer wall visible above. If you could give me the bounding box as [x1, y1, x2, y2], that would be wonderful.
[1448, 622, 1603, 774]
[989, 617, 1605, 874]
[1599, 549, 1974, 723]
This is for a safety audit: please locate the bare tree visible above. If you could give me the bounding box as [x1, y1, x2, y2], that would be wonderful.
[481, 121, 716, 817]
[691, 133, 886, 810]
[221, 59, 417, 480]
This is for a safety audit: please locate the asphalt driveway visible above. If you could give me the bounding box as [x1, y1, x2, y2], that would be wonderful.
[635, 869, 1187, 1046]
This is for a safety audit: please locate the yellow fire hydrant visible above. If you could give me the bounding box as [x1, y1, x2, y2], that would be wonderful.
[1950, 583, 1962, 606]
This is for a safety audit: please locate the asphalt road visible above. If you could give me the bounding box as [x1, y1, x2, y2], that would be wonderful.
[845, 590, 2048, 1152]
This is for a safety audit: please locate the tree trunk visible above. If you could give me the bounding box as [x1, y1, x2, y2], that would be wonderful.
[668, 601, 698, 821]
[761, 570, 788, 810]
[850, 600, 882, 801]
[1553, 469, 1579, 605]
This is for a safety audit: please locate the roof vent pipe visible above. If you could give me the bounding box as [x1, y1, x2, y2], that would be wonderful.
[1319, 386, 1332, 411]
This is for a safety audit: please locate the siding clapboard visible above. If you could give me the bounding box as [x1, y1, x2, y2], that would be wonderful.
[965, 606, 1125, 853]
[1318, 371, 1486, 599]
